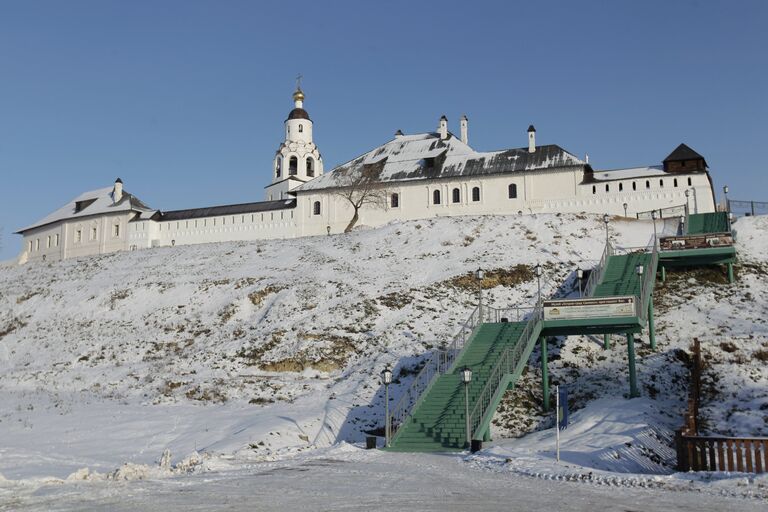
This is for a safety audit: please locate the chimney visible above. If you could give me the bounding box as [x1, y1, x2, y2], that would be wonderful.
[460, 115, 468, 144]
[527, 125, 536, 153]
[439, 115, 448, 140]
[395, 129, 404, 138]
[113, 178, 123, 203]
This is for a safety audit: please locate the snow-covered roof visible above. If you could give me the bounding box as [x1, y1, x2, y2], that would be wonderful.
[16, 186, 156, 234]
[295, 132, 585, 192]
[590, 166, 667, 181]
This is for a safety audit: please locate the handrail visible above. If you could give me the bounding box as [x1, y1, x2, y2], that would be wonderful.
[583, 241, 613, 297]
[636, 240, 658, 322]
[387, 304, 484, 442]
[635, 204, 687, 220]
[468, 305, 543, 440]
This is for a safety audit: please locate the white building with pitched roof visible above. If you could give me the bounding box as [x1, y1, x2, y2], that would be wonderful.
[15, 87, 716, 264]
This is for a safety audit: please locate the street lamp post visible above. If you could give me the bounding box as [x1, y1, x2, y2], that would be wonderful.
[476, 268, 484, 321]
[651, 210, 658, 247]
[679, 214, 686, 236]
[381, 367, 393, 447]
[603, 214, 610, 248]
[723, 185, 729, 213]
[460, 366, 473, 448]
[577, 268, 584, 298]
[684, 189, 690, 217]
[623, 202, 628, 218]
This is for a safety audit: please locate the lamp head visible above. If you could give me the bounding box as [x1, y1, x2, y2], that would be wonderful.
[636, 264, 644, 276]
[603, 213, 609, 224]
[476, 268, 484, 280]
[460, 366, 473, 383]
[651, 210, 657, 220]
[723, 185, 729, 194]
[577, 268, 584, 279]
[381, 367, 392, 385]
[685, 189, 690, 198]
[534, 263, 542, 277]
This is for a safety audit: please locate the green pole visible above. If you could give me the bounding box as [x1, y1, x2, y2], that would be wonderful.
[483, 429, 491, 442]
[603, 333, 611, 350]
[627, 333, 640, 398]
[727, 263, 734, 284]
[540, 336, 550, 412]
[648, 296, 656, 351]
[660, 266, 666, 283]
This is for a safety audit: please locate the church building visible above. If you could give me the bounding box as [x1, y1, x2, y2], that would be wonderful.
[15, 85, 717, 264]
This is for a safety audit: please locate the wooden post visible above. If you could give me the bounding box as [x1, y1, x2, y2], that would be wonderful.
[675, 430, 689, 471]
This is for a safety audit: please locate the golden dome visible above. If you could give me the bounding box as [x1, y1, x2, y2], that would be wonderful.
[293, 89, 305, 102]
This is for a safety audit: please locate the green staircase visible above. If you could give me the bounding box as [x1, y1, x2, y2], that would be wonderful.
[388, 322, 527, 452]
[686, 212, 729, 234]
[592, 252, 653, 298]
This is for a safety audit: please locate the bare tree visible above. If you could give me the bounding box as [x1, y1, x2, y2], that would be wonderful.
[332, 161, 389, 233]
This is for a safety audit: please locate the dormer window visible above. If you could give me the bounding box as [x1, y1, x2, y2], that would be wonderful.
[424, 157, 436, 169]
[74, 198, 97, 213]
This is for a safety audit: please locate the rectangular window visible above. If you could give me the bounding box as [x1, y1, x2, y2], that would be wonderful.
[75, 229, 82, 243]
[47, 236, 51, 248]
[28, 241, 32, 252]
[55, 234, 60, 246]
[91, 227, 97, 240]
[113, 224, 120, 237]
[35, 239, 40, 251]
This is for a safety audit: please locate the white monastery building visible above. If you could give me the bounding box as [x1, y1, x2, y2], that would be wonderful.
[16, 86, 717, 264]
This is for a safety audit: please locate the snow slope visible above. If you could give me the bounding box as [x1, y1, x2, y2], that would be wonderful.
[0, 213, 765, 496]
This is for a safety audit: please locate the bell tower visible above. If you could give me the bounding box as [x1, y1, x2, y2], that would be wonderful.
[265, 77, 324, 201]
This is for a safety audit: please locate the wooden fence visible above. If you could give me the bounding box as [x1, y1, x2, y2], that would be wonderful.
[675, 339, 768, 473]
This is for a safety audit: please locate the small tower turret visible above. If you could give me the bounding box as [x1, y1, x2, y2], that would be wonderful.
[527, 125, 536, 153]
[460, 115, 469, 144]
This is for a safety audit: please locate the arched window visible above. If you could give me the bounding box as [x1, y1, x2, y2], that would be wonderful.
[592, 185, 596, 194]
[645, 180, 650, 189]
[313, 201, 321, 215]
[605, 184, 610, 192]
[306, 157, 314, 177]
[632, 181, 637, 191]
[687, 177, 692, 186]
[275, 157, 282, 178]
[289, 156, 298, 175]
[674, 178, 678, 187]
[391, 193, 399, 208]
[452, 188, 461, 203]
[433, 189, 441, 205]
[659, 179, 664, 188]
[472, 187, 480, 202]
[298, 124, 304, 133]
[508, 183, 518, 199]
[619, 183, 623, 192]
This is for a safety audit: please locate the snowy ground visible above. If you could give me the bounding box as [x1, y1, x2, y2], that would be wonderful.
[0, 213, 766, 508]
[2, 445, 766, 511]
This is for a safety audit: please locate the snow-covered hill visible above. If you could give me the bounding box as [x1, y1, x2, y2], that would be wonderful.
[0, 213, 765, 486]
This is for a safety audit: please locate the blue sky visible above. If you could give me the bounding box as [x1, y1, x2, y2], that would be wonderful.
[1, 0, 766, 259]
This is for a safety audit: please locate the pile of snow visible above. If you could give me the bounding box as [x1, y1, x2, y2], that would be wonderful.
[0, 213, 765, 492]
